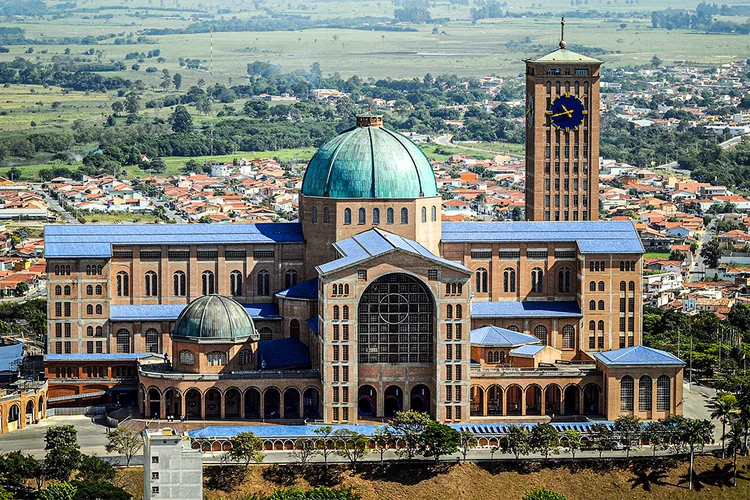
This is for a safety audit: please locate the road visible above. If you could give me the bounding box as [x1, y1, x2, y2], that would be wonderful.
[152, 199, 186, 223]
[689, 222, 714, 283]
[33, 185, 78, 224]
[0, 415, 114, 459]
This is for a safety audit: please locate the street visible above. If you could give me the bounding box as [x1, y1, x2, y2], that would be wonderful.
[33, 185, 78, 224]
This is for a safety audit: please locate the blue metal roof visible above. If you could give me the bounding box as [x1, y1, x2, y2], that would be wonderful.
[46, 353, 164, 362]
[0, 343, 23, 372]
[257, 338, 311, 370]
[318, 228, 470, 275]
[110, 302, 281, 321]
[510, 344, 549, 357]
[470, 325, 539, 347]
[471, 301, 582, 318]
[188, 421, 616, 439]
[593, 345, 685, 366]
[276, 278, 318, 300]
[44, 223, 304, 258]
[442, 221, 644, 255]
[305, 317, 319, 335]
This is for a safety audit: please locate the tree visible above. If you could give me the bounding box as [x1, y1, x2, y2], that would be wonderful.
[111, 101, 124, 116]
[590, 423, 613, 458]
[104, 428, 142, 467]
[561, 429, 583, 458]
[160, 69, 171, 90]
[501, 424, 530, 459]
[709, 392, 737, 458]
[224, 432, 264, 469]
[420, 420, 460, 462]
[149, 157, 167, 174]
[642, 420, 667, 457]
[70, 480, 130, 500]
[172, 73, 183, 90]
[0, 489, 11, 500]
[38, 482, 76, 500]
[334, 429, 368, 469]
[43, 426, 81, 482]
[7, 167, 20, 181]
[389, 410, 430, 461]
[169, 105, 193, 134]
[523, 488, 567, 500]
[530, 423, 559, 459]
[15, 281, 29, 296]
[727, 418, 745, 486]
[0, 450, 41, 490]
[124, 92, 140, 116]
[182, 159, 202, 174]
[613, 415, 642, 458]
[459, 429, 477, 462]
[198, 215, 213, 223]
[371, 425, 392, 467]
[313, 426, 335, 469]
[651, 55, 662, 68]
[700, 238, 721, 268]
[289, 438, 316, 468]
[680, 418, 715, 490]
[76, 455, 115, 483]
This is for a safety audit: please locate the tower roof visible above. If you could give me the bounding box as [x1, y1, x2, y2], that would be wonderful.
[525, 16, 602, 64]
[301, 115, 438, 199]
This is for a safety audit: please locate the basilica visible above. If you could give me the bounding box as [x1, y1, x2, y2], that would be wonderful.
[43, 42, 684, 425]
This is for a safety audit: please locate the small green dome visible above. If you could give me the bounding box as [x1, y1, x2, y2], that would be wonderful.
[301, 116, 438, 199]
[173, 295, 257, 341]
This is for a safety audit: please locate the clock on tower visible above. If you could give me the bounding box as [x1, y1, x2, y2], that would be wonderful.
[523, 17, 602, 222]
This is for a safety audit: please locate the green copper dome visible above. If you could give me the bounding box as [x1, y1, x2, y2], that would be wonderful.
[173, 295, 258, 341]
[301, 115, 438, 199]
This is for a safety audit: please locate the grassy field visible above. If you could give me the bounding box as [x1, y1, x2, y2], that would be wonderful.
[80, 212, 160, 223]
[645, 252, 672, 259]
[116, 455, 750, 500]
[454, 141, 525, 156]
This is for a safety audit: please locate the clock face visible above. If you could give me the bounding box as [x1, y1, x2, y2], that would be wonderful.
[546, 94, 587, 131]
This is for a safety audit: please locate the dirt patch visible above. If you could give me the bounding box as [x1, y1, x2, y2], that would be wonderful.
[117, 455, 750, 500]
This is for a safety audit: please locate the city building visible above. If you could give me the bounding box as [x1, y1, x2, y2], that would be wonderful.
[43, 41, 684, 425]
[143, 427, 202, 500]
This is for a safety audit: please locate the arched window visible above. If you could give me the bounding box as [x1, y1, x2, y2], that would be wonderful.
[503, 268, 516, 293]
[401, 207, 409, 224]
[239, 349, 252, 365]
[589, 261, 595, 272]
[475, 267, 488, 293]
[86, 304, 93, 315]
[86, 264, 92, 275]
[116, 329, 130, 354]
[620, 281, 626, 291]
[285, 269, 298, 288]
[598, 300, 605, 310]
[64, 285, 71, 295]
[95, 326, 102, 337]
[86, 285, 93, 295]
[145, 328, 159, 353]
[173, 271, 186, 296]
[372, 207, 380, 224]
[499, 351, 505, 363]
[55, 285, 62, 295]
[86, 326, 93, 336]
[97, 265, 102, 275]
[116, 272, 129, 297]
[629, 281, 635, 292]
[487, 351, 495, 363]
[562, 325, 575, 349]
[202, 271, 215, 295]
[589, 320, 596, 331]
[259, 327, 273, 342]
[358, 207, 366, 225]
[657, 375, 671, 411]
[431, 205, 437, 221]
[531, 268, 543, 293]
[456, 304, 462, 319]
[639, 375, 652, 411]
[589, 281, 596, 292]
[534, 325, 548, 344]
[508, 325, 520, 332]
[95, 304, 102, 314]
[290, 319, 300, 340]
[446, 305, 453, 319]
[145, 271, 158, 297]
[598, 320, 605, 331]
[344, 284, 349, 295]
[598, 281, 605, 292]
[386, 208, 394, 225]
[421, 206, 427, 223]
[323, 207, 330, 223]
[344, 208, 352, 225]
[589, 300, 596, 311]
[333, 305, 340, 320]
[343, 305, 349, 320]
[230, 270, 243, 296]
[558, 268, 571, 292]
[620, 375, 634, 411]
[179, 350, 195, 366]
[207, 351, 227, 366]
[311, 206, 318, 224]
[257, 270, 270, 296]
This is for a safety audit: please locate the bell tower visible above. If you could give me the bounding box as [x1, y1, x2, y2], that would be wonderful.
[524, 18, 602, 222]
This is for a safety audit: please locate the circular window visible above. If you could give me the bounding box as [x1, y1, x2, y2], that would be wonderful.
[378, 293, 410, 324]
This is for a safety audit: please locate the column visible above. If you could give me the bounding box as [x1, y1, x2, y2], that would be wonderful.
[521, 389, 527, 416]
[560, 391, 566, 416]
[160, 394, 167, 420]
[482, 387, 488, 416]
[220, 394, 226, 420]
[240, 390, 245, 420]
[579, 386, 585, 415]
[540, 388, 546, 416]
[502, 387, 508, 416]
